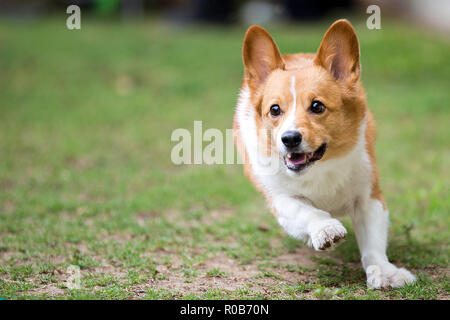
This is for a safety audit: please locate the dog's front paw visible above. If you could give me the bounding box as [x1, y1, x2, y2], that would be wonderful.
[308, 218, 347, 251]
[366, 264, 416, 289]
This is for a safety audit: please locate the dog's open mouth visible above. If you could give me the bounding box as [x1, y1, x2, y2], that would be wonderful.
[284, 143, 327, 172]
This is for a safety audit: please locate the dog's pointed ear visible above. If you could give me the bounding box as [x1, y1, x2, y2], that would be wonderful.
[243, 25, 285, 90]
[314, 20, 360, 84]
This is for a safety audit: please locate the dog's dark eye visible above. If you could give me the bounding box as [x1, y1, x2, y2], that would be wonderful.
[270, 104, 281, 117]
[309, 101, 326, 114]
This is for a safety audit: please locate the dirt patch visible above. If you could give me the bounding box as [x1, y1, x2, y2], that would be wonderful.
[274, 250, 316, 268]
[26, 282, 66, 297]
[129, 248, 317, 299]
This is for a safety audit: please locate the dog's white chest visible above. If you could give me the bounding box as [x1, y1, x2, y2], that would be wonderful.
[257, 146, 371, 216]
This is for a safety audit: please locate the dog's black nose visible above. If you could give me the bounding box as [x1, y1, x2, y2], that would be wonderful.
[281, 130, 302, 148]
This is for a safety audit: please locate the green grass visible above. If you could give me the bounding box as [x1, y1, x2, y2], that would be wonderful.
[0, 16, 449, 300]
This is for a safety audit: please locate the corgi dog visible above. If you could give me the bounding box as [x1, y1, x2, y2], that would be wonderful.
[233, 20, 416, 289]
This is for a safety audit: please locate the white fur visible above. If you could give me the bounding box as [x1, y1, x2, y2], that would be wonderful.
[276, 76, 298, 153]
[236, 86, 416, 288]
[351, 199, 416, 288]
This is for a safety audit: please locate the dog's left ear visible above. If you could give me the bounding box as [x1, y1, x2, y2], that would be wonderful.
[314, 20, 360, 84]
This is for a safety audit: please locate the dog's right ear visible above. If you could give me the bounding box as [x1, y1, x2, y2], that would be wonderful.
[243, 26, 285, 91]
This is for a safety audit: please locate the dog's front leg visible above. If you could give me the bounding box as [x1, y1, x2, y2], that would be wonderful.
[273, 195, 347, 250]
[352, 199, 416, 289]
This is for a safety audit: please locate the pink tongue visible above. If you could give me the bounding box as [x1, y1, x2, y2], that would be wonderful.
[289, 153, 307, 165]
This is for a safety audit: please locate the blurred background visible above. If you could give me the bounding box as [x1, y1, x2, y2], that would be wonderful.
[0, 0, 449, 299]
[1, 0, 450, 33]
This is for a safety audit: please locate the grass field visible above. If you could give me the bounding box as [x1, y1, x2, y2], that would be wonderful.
[0, 17, 449, 300]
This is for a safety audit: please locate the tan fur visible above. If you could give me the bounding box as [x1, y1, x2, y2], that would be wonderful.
[233, 20, 386, 211]
[365, 110, 386, 208]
